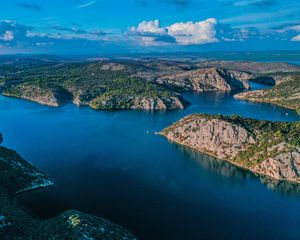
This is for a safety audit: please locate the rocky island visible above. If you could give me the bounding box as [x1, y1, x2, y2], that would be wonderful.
[0, 133, 137, 239]
[161, 114, 300, 183]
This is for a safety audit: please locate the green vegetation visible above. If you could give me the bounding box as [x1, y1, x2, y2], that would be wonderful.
[163, 113, 300, 168]
[236, 75, 300, 114]
[224, 115, 300, 167]
[1, 61, 185, 110]
[90, 77, 176, 109]
[259, 76, 300, 114]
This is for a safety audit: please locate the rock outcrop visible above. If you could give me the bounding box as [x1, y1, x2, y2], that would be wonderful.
[90, 95, 188, 110]
[161, 114, 300, 183]
[0, 135, 137, 240]
[3, 83, 73, 107]
[156, 68, 251, 92]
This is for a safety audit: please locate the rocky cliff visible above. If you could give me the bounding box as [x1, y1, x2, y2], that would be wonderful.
[0, 135, 137, 240]
[90, 95, 188, 110]
[156, 68, 251, 92]
[2, 82, 73, 107]
[161, 114, 300, 183]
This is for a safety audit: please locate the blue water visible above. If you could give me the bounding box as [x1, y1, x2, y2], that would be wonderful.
[286, 61, 300, 65]
[0, 83, 300, 240]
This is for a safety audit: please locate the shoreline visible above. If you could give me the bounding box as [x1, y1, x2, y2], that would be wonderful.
[159, 131, 300, 185]
[234, 93, 300, 115]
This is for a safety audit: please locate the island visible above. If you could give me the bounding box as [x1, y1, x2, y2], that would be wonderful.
[0, 133, 137, 240]
[160, 114, 300, 183]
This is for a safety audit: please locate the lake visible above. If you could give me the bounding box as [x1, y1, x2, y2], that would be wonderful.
[0, 82, 300, 240]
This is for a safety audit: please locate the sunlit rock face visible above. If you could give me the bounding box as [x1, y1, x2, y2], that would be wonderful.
[156, 68, 251, 92]
[0, 134, 137, 240]
[90, 95, 189, 111]
[162, 117, 255, 159]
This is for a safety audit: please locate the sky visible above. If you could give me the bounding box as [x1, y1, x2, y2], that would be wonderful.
[0, 0, 300, 54]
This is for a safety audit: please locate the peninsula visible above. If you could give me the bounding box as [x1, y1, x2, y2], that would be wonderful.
[161, 114, 300, 183]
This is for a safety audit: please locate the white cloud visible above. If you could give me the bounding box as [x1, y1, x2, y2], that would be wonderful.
[277, 24, 300, 33]
[167, 18, 218, 45]
[128, 19, 175, 46]
[130, 20, 167, 35]
[76, 1, 97, 9]
[129, 18, 219, 46]
[0, 30, 14, 41]
[291, 34, 300, 41]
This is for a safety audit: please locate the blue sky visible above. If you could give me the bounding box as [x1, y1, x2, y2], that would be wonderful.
[0, 0, 300, 54]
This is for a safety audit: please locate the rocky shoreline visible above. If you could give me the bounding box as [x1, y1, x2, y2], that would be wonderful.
[161, 114, 300, 183]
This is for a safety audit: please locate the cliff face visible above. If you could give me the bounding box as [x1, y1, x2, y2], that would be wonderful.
[161, 114, 300, 183]
[156, 68, 251, 92]
[162, 117, 255, 159]
[0, 135, 137, 240]
[90, 95, 188, 110]
[3, 83, 73, 107]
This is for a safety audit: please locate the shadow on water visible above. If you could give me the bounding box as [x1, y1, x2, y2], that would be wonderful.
[177, 144, 300, 197]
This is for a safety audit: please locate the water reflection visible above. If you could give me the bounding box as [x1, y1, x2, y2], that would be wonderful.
[259, 176, 300, 197]
[177, 144, 300, 197]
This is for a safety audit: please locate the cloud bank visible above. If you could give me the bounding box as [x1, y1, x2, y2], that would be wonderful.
[128, 18, 258, 46]
[0, 16, 299, 53]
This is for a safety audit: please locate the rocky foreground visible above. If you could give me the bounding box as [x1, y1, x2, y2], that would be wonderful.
[0, 134, 137, 240]
[161, 114, 300, 183]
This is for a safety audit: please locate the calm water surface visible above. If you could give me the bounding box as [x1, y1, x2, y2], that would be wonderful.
[0, 82, 300, 240]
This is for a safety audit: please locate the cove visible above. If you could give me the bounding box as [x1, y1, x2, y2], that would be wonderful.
[0, 82, 300, 240]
